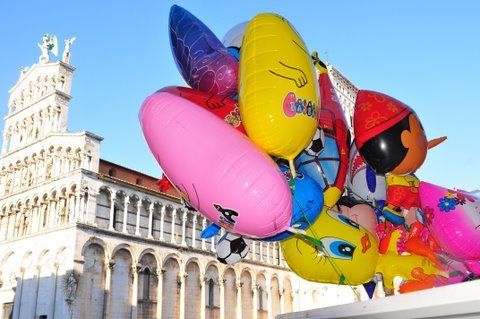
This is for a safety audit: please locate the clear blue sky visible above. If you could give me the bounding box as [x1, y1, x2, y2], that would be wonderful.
[0, 1, 478, 190]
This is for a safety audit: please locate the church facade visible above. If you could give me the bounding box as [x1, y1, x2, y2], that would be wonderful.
[0, 41, 361, 319]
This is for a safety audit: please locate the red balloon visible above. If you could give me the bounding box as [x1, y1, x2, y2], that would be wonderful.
[160, 86, 246, 134]
[317, 67, 351, 191]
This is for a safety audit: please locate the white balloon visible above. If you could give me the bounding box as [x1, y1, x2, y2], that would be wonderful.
[222, 21, 248, 48]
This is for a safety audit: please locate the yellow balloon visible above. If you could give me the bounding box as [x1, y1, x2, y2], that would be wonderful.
[281, 197, 379, 285]
[375, 230, 447, 291]
[239, 13, 320, 175]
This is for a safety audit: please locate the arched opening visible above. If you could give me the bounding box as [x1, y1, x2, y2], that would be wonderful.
[241, 270, 253, 319]
[161, 258, 180, 319]
[283, 278, 293, 313]
[137, 253, 158, 319]
[184, 261, 201, 318]
[205, 264, 220, 319]
[257, 273, 268, 319]
[224, 268, 237, 319]
[271, 277, 281, 317]
[78, 243, 105, 318]
[110, 248, 133, 318]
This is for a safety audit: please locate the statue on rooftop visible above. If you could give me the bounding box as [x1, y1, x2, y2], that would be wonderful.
[38, 34, 58, 64]
[62, 37, 76, 64]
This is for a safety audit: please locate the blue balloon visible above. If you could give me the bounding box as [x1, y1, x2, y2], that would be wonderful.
[261, 165, 324, 242]
[169, 5, 238, 97]
[296, 136, 340, 191]
[200, 223, 221, 239]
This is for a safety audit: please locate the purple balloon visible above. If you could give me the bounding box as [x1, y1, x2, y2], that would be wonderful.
[169, 5, 238, 97]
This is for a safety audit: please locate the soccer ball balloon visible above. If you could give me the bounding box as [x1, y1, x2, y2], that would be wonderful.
[216, 232, 249, 264]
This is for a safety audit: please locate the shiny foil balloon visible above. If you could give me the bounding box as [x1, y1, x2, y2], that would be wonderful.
[261, 165, 324, 242]
[281, 208, 379, 284]
[337, 196, 378, 237]
[347, 141, 386, 204]
[140, 92, 292, 238]
[419, 182, 480, 274]
[239, 13, 319, 174]
[159, 86, 246, 134]
[169, 5, 238, 97]
[353, 90, 428, 175]
[296, 61, 350, 206]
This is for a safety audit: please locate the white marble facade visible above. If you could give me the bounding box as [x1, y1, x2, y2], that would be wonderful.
[0, 53, 362, 319]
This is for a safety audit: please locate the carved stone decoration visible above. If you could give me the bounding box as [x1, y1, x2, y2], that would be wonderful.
[63, 270, 79, 303]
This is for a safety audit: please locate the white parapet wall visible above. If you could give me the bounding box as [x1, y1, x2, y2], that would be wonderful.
[276, 280, 480, 319]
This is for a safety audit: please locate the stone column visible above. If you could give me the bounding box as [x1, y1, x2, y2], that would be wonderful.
[266, 243, 271, 264]
[75, 193, 83, 222]
[51, 263, 59, 318]
[33, 266, 41, 318]
[236, 281, 242, 319]
[14, 267, 25, 319]
[252, 242, 256, 261]
[200, 276, 206, 319]
[159, 205, 166, 241]
[170, 208, 177, 244]
[267, 284, 273, 319]
[279, 289, 285, 314]
[156, 268, 164, 319]
[191, 214, 197, 248]
[219, 278, 225, 319]
[292, 290, 299, 312]
[148, 203, 154, 239]
[210, 236, 215, 252]
[201, 218, 207, 250]
[252, 283, 258, 319]
[181, 210, 187, 247]
[108, 192, 116, 231]
[135, 200, 142, 236]
[1, 133, 7, 154]
[103, 261, 113, 319]
[179, 273, 187, 319]
[131, 265, 139, 319]
[122, 197, 130, 233]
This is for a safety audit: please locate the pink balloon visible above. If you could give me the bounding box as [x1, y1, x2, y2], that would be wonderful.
[339, 203, 378, 237]
[419, 181, 480, 273]
[139, 92, 292, 238]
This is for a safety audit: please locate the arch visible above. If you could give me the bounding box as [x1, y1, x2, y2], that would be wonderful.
[240, 268, 253, 319]
[138, 248, 160, 267]
[110, 246, 134, 318]
[205, 263, 220, 318]
[79, 240, 106, 318]
[138, 252, 159, 318]
[162, 257, 180, 319]
[81, 237, 110, 260]
[270, 276, 281, 318]
[162, 252, 181, 268]
[224, 267, 237, 319]
[185, 259, 201, 319]
[256, 272, 268, 318]
[283, 277, 293, 313]
[111, 243, 136, 262]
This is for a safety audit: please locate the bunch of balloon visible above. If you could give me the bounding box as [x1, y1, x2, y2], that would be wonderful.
[137, 5, 480, 297]
[140, 5, 327, 262]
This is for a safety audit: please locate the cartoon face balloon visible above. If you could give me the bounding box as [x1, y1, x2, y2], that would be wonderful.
[239, 13, 319, 174]
[169, 5, 238, 97]
[281, 208, 379, 284]
[420, 182, 480, 274]
[337, 196, 378, 237]
[347, 141, 386, 204]
[140, 92, 292, 238]
[353, 90, 428, 175]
